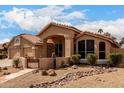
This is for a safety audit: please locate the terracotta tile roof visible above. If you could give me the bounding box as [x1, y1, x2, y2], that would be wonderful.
[37, 22, 81, 36]
[21, 34, 42, 45]
[76, 31, 120, 48]
[51, 22, 81, 32]
[7, 34, 42, 48]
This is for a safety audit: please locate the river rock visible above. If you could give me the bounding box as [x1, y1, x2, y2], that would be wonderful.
[41, 70, 48, 76]
[71, 65, 78, 69]
[47, 69, 57, 76]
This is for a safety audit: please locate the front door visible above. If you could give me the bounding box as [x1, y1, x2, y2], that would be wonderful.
[55, 43, 63, 57]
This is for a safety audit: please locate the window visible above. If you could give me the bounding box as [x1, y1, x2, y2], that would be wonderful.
[14, 37, 20, 46]
[74, 43, 76, 54]
[99, 42, 106, 59]
[78, 40, 94, 58]
[78, 40, 85, 58]
[86, 40, 94, 55]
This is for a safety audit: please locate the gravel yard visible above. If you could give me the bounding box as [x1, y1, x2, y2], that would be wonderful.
[0, 66, 22, 77]
[0, 59, 22, 77]
[0, 65, 124, 88]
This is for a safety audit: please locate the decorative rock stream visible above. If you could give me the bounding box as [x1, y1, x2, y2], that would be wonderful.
[29, 67, 117, 88]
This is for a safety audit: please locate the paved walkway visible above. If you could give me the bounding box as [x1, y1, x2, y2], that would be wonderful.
[0, 59, 13, 67]
[0, 69, 34, 84]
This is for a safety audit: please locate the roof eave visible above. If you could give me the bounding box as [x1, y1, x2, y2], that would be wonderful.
[37, 22, 81, 36]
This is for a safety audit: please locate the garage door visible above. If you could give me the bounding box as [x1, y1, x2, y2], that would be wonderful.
[9, 48, 20, 59]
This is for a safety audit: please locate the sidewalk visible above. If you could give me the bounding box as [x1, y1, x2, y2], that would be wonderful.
[0, 69, 34, 84]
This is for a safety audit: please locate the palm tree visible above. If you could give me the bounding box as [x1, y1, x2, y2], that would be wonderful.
[119, 37, 124, 46]
[104, 32, 111, 37]
[98, 28, 103, 34]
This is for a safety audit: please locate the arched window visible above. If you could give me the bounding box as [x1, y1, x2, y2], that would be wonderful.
[14, 37, 20, 46]
[99, 42, 106, 59]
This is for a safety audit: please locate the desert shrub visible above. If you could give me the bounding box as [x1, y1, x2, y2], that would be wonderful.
[13, 58, 20, 68]
[61, 60, 66, 68]
[3, 72, 10, 75]
[70, 54, 81, 65]
[0, 67, 2, 72]
[108, 53, 122, 67]
[68, 57, 73, 66]
[0, 55, 2, 59]
[0, 54, 7, 59]
[86, 54, 97, 65]
[3, 67, 8, 70]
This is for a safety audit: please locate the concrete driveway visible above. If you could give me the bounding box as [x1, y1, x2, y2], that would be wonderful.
[0, 59, 13, 67]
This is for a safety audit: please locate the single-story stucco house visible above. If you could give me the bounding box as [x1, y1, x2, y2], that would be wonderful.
[7, 22, 124, 65]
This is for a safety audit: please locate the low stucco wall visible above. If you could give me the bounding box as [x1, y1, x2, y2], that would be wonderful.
[111, 48, 124, 67]
[39, 57, 70, 70]
[17, 57, 27, 68]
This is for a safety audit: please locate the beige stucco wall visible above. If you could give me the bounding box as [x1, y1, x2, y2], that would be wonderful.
[35, 45, 43, 58]
[39, 25, 78, 40]
[76, 34, 111, 59]
[8, 36, 39, 59]
[111, 48, 124, 66]
[38, 25, 79, 57]
[39, 57, 70, 70]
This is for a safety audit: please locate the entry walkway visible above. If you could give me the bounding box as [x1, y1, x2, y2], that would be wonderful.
[0, 69, 34, 84]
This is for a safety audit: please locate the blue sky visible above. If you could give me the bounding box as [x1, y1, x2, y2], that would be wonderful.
[0, 5, 124, 43]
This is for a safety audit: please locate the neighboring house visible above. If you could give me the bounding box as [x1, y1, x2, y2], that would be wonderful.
[7, 34, 42, 59]
[7, 22, 121, 63]
[0, 43, 8, 59]
[0, 44, 4, 54]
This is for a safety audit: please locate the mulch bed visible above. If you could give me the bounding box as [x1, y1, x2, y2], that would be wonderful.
[30, 67, 117, 88]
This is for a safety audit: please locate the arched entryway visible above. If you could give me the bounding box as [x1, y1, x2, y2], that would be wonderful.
[43, 35, 65, 57]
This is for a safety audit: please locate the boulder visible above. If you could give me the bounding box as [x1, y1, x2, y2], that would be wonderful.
[112, 68, 118, 72]
[41, 70, 48, 76]
[3, 72, 11, 75]
[71, 65, 78, 69]
[29, 84, 35, 88]
[47, 69, 57, 76]
[32, 69, 39, 74]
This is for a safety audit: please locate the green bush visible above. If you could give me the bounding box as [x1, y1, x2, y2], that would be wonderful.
[13, 58, 20, 68]
[70, 54, 81, 65]
[86, 54, 97, 65]
[108, 53, 122, 66]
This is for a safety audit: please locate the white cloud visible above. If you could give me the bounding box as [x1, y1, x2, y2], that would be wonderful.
[0, 38, 10, 44]
[1, 6, 124, 41]
[76, 18, 124, 41]
[0, 6, 86, 32]
[57, 11, 86, 21]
